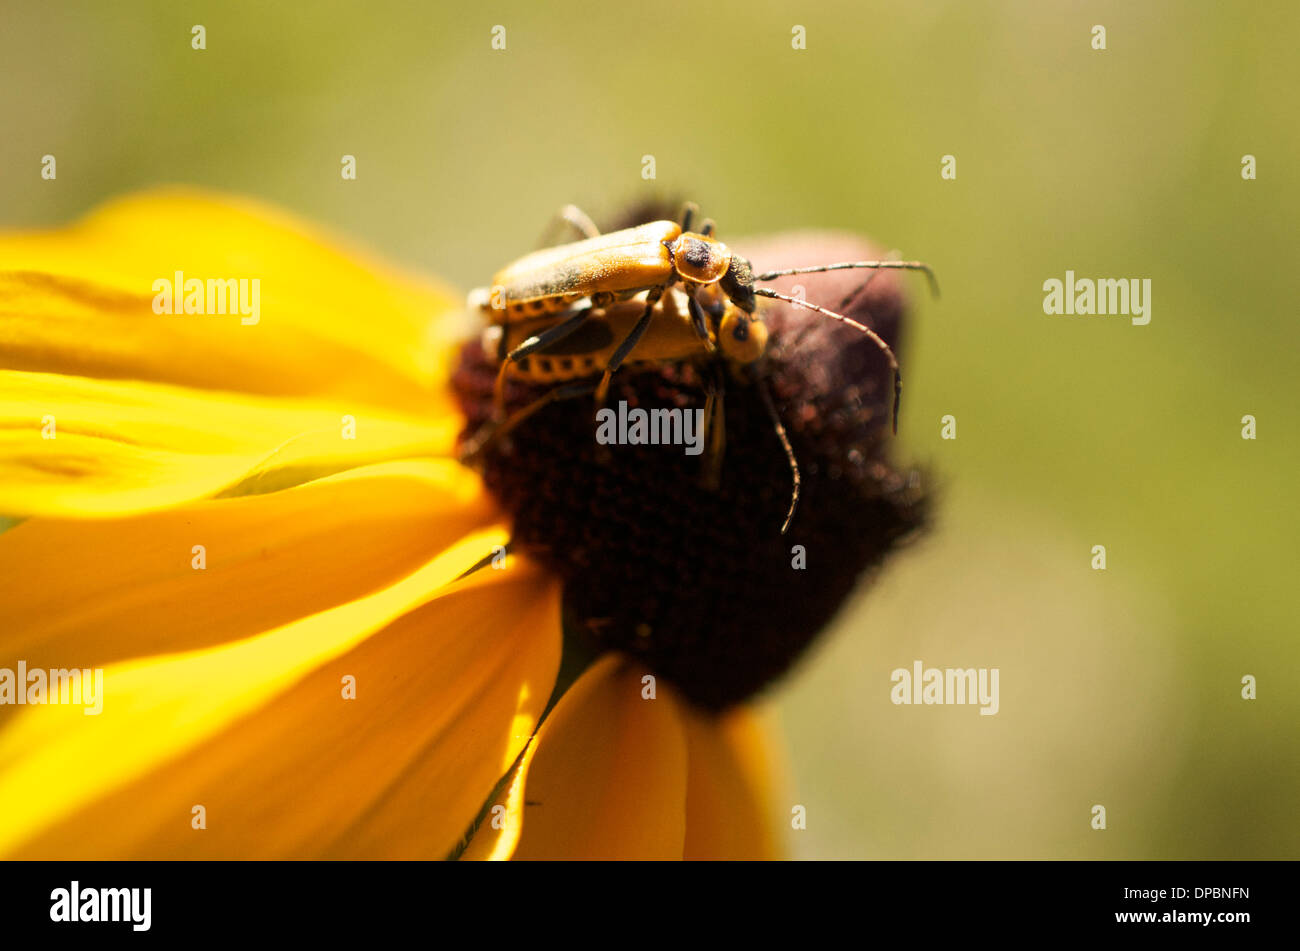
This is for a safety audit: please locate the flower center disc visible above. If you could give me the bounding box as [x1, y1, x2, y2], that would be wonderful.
[452, 254, 928, 710]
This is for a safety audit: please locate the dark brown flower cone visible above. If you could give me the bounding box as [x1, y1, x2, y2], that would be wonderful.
[452, 232, 929, 710]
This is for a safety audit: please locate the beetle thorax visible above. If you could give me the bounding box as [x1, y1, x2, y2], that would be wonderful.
[669, 233, 731, 285]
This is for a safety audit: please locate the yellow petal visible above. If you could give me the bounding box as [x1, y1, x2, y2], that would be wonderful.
[0, 369, 456, 517]
[0, 459, 495, 681]
[510, 656, 689, 860]
[682, 706, 782, 860]
[0, 188, 462, 410]
[0, 526, 561, 858]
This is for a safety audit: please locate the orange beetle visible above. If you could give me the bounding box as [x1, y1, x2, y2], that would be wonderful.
[469, 202, 936, 431]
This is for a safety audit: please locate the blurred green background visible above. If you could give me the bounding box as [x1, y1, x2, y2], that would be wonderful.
[2, 0, 1296, 858]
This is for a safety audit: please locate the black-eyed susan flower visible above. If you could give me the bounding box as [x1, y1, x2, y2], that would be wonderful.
[0, 190, 924, 860]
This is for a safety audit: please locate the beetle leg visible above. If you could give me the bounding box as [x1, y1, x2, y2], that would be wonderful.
[686, 292, 718, 355]
[701, 360, 726, 490]
[758, 375, 801, 535]
[537, 204, 601, 247]
[678, 201, 699, 232]
[594, 286, 664, 405]
[497, 310, 510, 362]
[494, 305, 595, 418]
[462, 381, 598, 464]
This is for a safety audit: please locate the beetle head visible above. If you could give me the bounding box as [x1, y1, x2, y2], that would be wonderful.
[719, 253, 757, 313]
[717, 303, 768, 366]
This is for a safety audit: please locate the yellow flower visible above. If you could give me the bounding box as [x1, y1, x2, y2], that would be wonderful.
[0, 189, 778, 860]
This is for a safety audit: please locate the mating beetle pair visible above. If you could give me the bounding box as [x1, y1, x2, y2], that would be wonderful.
[465, 202, 937, 533]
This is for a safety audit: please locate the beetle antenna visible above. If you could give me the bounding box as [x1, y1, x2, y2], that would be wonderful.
[753, 288, 901, 433]
[755, 261, 939, 298]
[758, 376, 800, 534]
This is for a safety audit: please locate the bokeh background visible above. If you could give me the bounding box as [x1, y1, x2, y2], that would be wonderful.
[2, 0, 1296, 858]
